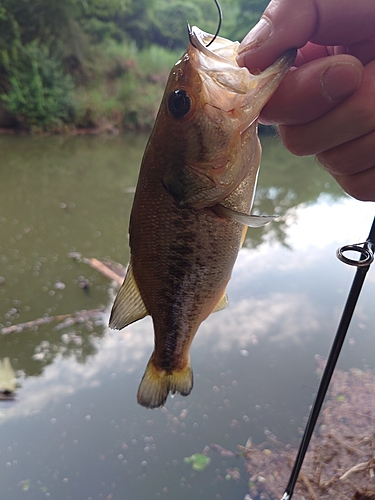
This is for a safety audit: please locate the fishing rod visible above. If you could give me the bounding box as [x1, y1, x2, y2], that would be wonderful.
[281, 215, 375, 500]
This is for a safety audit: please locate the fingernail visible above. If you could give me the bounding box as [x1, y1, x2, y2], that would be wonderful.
[238, 17, 273, 55]
[321, 62, 362, 101]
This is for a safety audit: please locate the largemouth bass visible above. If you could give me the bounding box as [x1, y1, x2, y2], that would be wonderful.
[110, 27, 295, 408]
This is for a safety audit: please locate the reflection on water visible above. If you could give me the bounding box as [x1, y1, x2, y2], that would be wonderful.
[0, 134, 374, 499]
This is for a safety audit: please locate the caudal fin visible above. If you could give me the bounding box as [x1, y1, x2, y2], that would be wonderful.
[137, 356, 193, 409]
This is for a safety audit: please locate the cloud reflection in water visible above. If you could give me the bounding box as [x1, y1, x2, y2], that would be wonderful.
[2, 197, 374, 423]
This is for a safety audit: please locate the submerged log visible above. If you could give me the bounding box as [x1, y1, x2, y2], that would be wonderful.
[0, 309, 105, 335]
[1, 255, 125, 336]
[80, 257, 125, 285]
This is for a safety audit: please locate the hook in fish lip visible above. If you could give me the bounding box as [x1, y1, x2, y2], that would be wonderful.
[187, 22, 198, 49]
[187, 23, 216, 51]
[187, 26, 234, 65]
[187, 0, 222, 49]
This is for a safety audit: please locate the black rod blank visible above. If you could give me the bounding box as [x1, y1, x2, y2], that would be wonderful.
[281, 215, 375, 500]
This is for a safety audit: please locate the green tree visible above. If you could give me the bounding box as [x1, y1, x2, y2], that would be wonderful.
[233, 0, 269, 40]
[1, 35, 75, 130]
[77, 0, 131, 43]
[152, 1, 204, 49]
[113, 0, 157, 47]
[0, 0, 132, 57]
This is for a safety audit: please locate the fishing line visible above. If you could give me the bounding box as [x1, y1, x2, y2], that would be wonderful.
[187, 0, 222, 48]
[206, 0, 223, 47]
[280, 215, 375, 500]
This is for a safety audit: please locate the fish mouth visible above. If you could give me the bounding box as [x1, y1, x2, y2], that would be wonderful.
[255, 48, 297, 78]
[188, 25, 295, 101]
[187, 26, 296, 122]
[243, 48, 297, 107]
[188, 25, 296, 73]
[188, 25, 240, 67]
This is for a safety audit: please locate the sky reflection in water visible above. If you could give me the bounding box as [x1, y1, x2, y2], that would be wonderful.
[0, 135, 374, 500]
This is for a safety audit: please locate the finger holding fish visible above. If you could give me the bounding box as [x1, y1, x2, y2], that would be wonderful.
[259, 54, 363, 126]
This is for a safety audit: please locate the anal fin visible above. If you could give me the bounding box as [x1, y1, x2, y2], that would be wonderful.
[109, 261, 149, 330]
[212, 292, 228, 313]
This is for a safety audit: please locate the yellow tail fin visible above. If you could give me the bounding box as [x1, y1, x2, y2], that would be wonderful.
[137, 356, 193, 409]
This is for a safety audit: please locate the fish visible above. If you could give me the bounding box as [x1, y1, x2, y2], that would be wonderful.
[109, 26, 296, 409]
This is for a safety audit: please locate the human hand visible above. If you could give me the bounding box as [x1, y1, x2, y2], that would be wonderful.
[236, 0, 375, 201]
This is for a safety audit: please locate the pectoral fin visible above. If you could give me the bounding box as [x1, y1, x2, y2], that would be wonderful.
[163, 162, 223, 209]
[109, 261, 149, 330]
[214, 204, 278, 227]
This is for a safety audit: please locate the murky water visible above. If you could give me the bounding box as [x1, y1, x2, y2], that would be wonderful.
[0, 134, 374, 500]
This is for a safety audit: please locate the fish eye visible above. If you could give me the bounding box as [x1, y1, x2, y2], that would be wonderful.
[168, 90, 192, 119]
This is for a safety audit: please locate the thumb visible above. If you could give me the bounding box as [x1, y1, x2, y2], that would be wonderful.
[236, 0, 317, 71]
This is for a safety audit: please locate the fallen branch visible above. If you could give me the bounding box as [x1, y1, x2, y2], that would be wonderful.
[300, 471, 320, 500]
[81, 257, 125, 285]
[340, 462, 372, 481]
[1, 309, 105, 335]
[329, 433, 367, 456]
[1, 255, 124, 336]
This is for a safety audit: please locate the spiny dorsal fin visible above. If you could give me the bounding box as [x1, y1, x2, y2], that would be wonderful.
[109, 262, 149, 330]
[212, 292, 228, 313]
[214, 204, 278, 227]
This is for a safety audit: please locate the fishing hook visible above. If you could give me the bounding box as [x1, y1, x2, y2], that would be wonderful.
[280, 215, 375, 500]
[187, 0, 223, 48]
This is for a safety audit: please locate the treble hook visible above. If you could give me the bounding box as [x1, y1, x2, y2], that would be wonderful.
[187, 0, 223, 48]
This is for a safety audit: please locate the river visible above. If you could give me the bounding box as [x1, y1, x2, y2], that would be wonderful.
[0, 133, 374, 500]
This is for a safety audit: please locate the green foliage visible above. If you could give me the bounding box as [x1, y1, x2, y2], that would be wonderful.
[0, 0, 132, 56]
[152, 2, 203, 49]
[115, 0, 157, 48]
[81, 18, 124, 43]
[74, 41, 179, 131]
[0, 0, 272, 131]
[79, 0, 130, 17]
[77, 0, 132, 43]
[1, 38, 75, 130]
[136, 43, 179, 75]
[0, 0, 271, 55]
[0, 0, 74, 47]
[234, 0, 270, 40]
[184, 453, 211, 471]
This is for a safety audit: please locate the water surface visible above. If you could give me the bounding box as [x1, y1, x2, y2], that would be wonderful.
[0, 134, 374, 500]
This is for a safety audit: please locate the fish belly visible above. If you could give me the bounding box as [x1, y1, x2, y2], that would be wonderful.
[130, 170, 244, 408]
[131, 186, 243, 365]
